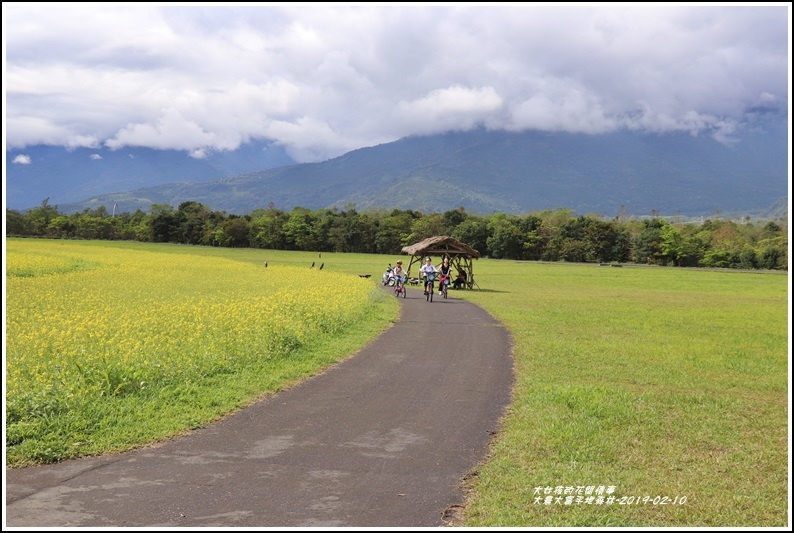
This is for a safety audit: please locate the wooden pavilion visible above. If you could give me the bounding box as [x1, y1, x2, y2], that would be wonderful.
[401, 236, 481, 289]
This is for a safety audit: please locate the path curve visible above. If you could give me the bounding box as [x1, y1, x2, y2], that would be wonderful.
[5, 286, 514, 527]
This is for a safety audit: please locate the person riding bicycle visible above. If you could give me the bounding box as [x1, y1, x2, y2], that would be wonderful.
[393, 260, 405, 285]
[438, 257, 452, 295]
[419, 257, 437, 295]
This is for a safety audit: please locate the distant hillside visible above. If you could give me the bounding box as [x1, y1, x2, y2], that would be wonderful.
[11, 112, 789, 218]
[5, 139, 295, 210]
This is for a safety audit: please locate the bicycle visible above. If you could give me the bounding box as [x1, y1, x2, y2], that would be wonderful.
[394, 274, 407, 298]
[424, 272, 435, 302]
[439, 273, 449, 299]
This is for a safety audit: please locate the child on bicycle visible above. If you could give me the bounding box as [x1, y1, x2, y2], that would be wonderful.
[419, 257, 437, 295]
[393, 260, 405, 284]
[438, 256, 452, 295]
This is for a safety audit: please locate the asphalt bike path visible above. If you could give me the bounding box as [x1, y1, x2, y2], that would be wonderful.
[5, 285, 514, 527]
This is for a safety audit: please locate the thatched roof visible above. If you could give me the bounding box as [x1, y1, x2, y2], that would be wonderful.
[401, 236, 480, 258]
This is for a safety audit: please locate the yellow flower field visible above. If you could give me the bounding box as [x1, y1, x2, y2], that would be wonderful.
[6, 239, 386, 464]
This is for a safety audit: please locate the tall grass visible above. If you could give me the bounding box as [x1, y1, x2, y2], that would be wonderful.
[5, 239, 398, 466]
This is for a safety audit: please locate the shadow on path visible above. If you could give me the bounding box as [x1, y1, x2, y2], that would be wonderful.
[5, 287, 514, 527]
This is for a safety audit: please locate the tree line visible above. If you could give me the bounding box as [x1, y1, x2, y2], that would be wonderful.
[5, 199, 788, 270]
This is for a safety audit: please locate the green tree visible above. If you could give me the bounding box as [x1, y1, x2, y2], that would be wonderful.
[407, 213, 446, 244]
[374, 210, 416, 254]
[249, 206, 288, 249]
[284, 207, 318, 250]
[442, 207, 468, 235]
[312, 208, 340, 252]
[133, 217, 153, 242]
[451, 215, 490, 257]
[339, 212, 376, 253]
[584, 219, 622, 263]
[220, 216, 250, 248]
[660, 223, 692, 266]
[756, 236, 787, 270]
[633, 218, 668, 265]
[487, 214, 523, 259]
[74, 213, 115, 240]
[611, 226, 633, 263]
[736, 246, 759, 270]
[557, 238, 589, 262]
[27, 198, 60, 236]
[177, 201, 212, 245]
[700, 250, 735, 268]
[149, 204, 178, 243]
[537, 208, 575, 261]
[5, 209, 32, 236]
[112, 209, 147, 241]
[543, 215, 587, 261]
[517, 214, 544, 260]
[47, 215, 76, 238]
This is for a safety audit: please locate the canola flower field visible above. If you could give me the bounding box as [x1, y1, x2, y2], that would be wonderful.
[5, 239, 390, 466]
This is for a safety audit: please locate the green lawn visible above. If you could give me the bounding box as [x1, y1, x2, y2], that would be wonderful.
[449, 261, 789, 527]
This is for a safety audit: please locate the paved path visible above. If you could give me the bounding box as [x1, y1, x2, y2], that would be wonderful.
[5, 287, 514, 527]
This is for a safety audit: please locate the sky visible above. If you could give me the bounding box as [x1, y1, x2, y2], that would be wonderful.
[3, 2, 791, 164]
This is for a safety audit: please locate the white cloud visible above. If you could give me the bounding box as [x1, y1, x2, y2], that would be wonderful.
[89, 154, 102, 160]
[12, 155, 32, 165]
[506, 80, 615, 134]
[397, 86, 503, 134]
[3, 4, 789, 161]
[189, 148, 208, 159]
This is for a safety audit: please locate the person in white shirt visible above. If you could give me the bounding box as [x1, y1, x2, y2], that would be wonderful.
[419, 257, 437, 295]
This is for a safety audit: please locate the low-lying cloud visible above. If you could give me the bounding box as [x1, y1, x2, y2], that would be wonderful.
[4, 4, 789, 163]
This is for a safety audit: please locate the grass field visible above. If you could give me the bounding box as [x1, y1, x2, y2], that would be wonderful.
[453, 260, 789, 527]
[4, 239, 790, 526]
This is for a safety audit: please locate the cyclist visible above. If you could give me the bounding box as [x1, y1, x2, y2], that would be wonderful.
[393, 259, 404, 279]
[393, 260, 405, 292]
[419, 257, 437, 296]
[438, 256, 452, 295]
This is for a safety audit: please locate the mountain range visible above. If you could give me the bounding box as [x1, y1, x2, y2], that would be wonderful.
[5, 140, 295, 211]
[5, 112, 789, 218]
